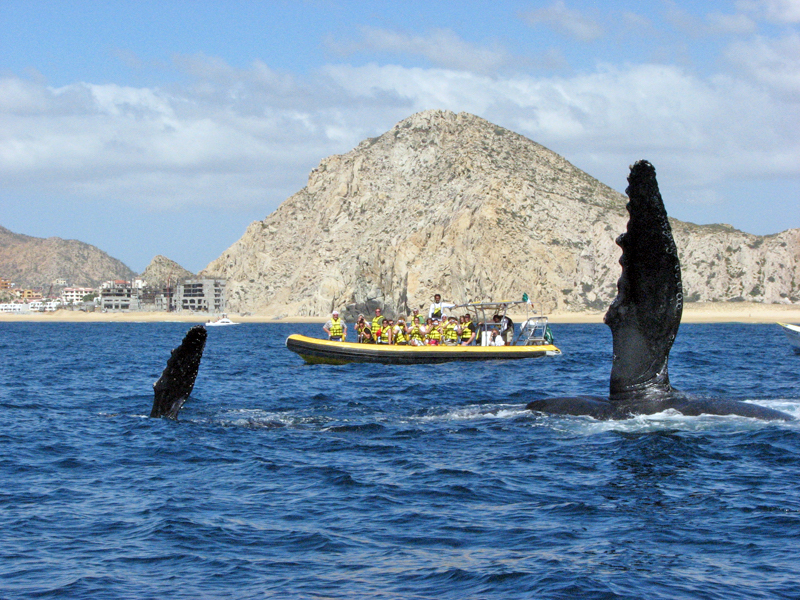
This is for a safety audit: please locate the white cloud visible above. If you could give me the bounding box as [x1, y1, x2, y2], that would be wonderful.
[724, 33, 800, 99]
[706, 11, 758, 34]
[326, 27, 512, 74]
[737, 0, 800, 23]
[1, 51, 798, 223]
[520, 1, 604, 42]
[667, 4, 759, 37]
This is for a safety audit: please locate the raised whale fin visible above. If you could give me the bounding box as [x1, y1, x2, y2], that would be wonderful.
[604, 160, 682, 402]
[527, 161, 793, 421]
[150, 325, 207, 419]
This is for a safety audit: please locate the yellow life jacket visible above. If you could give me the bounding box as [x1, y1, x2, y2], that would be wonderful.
[427, 327, 441, 342]
[329, 317, 343, 338]
[372, 316, 384, 335]
[380, 326, 390, 343]
[443, 321, 459, 341]
[461, 322, 473, 341]
[394, 326, 408, 344]
[409, 325, 424, 342]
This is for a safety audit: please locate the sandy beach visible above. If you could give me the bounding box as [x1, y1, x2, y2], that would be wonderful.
[2, 302, 799, 324]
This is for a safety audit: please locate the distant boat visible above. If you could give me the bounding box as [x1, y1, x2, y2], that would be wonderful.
[206, 314, 239, 327]
[778, 323, 800, 353]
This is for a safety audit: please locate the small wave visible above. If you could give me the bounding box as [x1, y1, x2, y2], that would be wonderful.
[412, 403, 531, 423]
[547, 404, 800, 437]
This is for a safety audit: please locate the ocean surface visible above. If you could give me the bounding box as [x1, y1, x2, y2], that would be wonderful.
[1, 321, 799, 599]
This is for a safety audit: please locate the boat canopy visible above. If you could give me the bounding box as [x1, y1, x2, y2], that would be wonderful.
[453, 300, 552, 346]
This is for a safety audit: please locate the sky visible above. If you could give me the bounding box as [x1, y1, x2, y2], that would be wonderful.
[1, 0, 799, 274]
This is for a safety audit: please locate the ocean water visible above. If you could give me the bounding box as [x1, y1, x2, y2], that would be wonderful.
[1, 321, 798, 600]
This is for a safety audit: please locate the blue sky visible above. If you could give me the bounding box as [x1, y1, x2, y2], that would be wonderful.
[1, 1, 799, 274]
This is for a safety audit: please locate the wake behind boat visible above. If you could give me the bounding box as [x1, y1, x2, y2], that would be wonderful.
[778, 322, 800, 354]
[286, 300, 561, 365]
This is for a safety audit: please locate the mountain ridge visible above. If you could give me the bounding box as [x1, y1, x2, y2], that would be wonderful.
[0, 226, 136, 289]
[200, 109, 800, 317]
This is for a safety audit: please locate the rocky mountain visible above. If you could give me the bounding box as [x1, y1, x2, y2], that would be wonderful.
[202, 110, 800, 317]
[139, 255, 194, 289]
[0, 226, 135, 289]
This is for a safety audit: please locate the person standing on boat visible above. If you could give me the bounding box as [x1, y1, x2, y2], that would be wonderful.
[371, 308, 385, 342]
[460, 314, 476, 346]
[323, 310, 346, 342]
[493, 313, 514, 345]
[428, 294, 455, 321]
[323, 310, 347, 342]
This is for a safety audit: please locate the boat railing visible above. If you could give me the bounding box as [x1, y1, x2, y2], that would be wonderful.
[516, 316, 551, 346]
[453, 299, 551, 346]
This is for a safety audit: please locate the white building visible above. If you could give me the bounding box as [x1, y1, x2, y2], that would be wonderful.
[0, 303, 25, 313]
[61, 287, 95, 305]
[175, 279, 226, 312]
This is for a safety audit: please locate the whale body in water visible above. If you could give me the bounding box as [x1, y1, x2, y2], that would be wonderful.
[527, 160, 792, 421]
[150, 325, 207, 419]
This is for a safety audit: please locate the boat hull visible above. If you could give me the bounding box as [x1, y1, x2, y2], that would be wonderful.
[286, 334, 561, 365]
[779, 323, 800, 354]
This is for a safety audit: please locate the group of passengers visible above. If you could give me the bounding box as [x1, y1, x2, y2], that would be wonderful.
[323, 294, 514, 346]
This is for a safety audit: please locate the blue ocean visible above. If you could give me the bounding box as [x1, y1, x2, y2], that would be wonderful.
[1, 321, 798, 599]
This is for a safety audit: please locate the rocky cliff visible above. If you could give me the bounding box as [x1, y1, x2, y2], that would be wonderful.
[202, 110, 800, 317]
[139, 255, 194, 288]
[0, 226, 135, 289]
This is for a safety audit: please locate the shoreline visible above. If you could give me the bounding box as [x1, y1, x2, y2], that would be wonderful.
[1, 302, 799, 324]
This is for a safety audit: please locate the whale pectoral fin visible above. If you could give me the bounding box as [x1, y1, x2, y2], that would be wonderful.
[527, 396, 614, 419]
[151, 325, 208, 419]
[605, 160, 681, 399]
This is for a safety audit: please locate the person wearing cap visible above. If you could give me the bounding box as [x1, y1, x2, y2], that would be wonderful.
[323, 310, 347, 342]
[428, 293, 456, 320]
[361, 327, 375, 343]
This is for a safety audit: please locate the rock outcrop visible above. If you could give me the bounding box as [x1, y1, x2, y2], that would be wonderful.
[139, 255, 194, 289]
[201, 110, 800, 317]
[0, 226, 135, 288]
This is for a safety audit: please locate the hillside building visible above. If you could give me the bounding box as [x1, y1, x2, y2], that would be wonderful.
[15, 289, 43, 301]
[61, 287, 95, 305]
[175, 279, 226, 313]
[98, 282, 141, 311]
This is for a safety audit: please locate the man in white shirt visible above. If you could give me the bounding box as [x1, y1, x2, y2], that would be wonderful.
[323, 310, 347, 342]
[428, 294, 456, 320]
